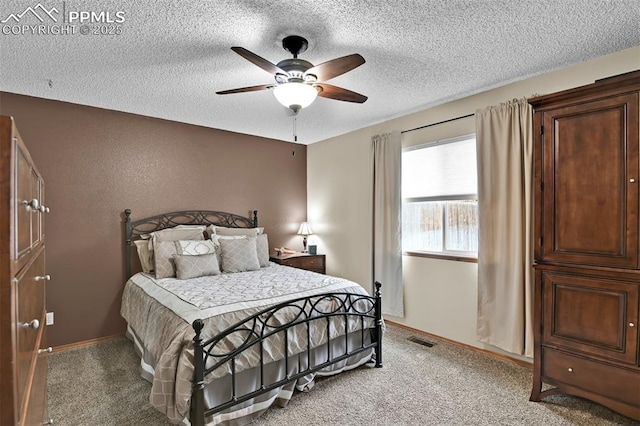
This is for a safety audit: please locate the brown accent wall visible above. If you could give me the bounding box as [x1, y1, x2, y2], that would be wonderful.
[0, 92, 307, 346]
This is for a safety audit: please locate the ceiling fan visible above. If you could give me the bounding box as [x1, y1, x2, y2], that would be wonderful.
[217, 35, 367, 114]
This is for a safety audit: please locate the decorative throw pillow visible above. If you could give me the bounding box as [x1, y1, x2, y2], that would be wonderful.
[173, 253, 220, 280]
[219, 237, 260, 273]
[256, 234, 270, 267]
[153, 240, 180, 279]
[134, 240, 154, 274]
[178, 240, 217, 256]
[210, 235, 246, 265]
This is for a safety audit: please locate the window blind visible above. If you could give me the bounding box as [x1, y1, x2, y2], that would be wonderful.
[402, 136, 477, 201]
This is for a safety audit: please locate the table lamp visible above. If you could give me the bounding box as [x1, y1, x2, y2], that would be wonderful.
[297, 222, 313, 253]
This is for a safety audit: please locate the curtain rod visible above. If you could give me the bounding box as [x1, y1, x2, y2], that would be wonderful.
[401, 113, 475, 134]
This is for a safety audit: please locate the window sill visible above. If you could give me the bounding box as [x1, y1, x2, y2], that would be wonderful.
[402, 251, 478, 263]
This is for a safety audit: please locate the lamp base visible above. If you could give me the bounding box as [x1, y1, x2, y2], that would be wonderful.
[302, 235, 308, 253]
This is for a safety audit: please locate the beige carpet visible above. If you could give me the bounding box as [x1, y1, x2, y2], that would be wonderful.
[48, 325, 636, 425]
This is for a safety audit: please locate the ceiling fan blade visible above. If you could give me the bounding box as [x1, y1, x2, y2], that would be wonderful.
[316, 83, 368, 103]
[216, 84, 275, 95]
[231, 47, 287, 76]
[305, 54, 365, 82]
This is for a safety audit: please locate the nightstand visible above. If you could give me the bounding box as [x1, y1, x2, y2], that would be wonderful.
[270, 253, 326, 274]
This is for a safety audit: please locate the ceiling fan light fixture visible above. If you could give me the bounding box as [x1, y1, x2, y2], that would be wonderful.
[273, 82, 318, 112]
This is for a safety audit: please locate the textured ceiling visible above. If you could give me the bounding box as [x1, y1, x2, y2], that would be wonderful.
[1, 1, 638, 144]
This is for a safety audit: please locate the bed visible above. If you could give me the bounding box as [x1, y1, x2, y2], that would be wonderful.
[120, 209, 383, 426]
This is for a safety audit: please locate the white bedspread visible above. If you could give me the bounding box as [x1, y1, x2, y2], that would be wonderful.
[134, 262, 360, 323]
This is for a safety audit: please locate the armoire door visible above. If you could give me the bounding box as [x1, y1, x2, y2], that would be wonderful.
[541, 270, 639, 365]
[539, 92, 639, 268]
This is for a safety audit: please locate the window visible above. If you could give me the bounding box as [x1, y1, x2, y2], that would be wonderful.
[402, 135, 478, 258]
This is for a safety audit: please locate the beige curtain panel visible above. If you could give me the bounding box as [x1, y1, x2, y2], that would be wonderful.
[475, 99, 534, 357]
[371, 131, 404, 317]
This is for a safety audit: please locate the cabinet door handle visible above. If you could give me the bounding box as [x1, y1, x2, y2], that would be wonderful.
[567, 367, 573, 373]
[630, 322, 636, 328]
[38, 347, 53, 354]
[35, 274, 51, 282]
[23, 319, 40, 329]
[630, 178, 636, 183]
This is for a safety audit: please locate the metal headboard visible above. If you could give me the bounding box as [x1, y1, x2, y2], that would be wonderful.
[124, 209, 258, 279]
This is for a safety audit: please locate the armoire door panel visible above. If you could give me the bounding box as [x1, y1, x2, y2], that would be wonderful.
[541, 92, 639, 268]
[542, 271, 638, 365]
[30, 169, 42, 248]
[15, 142, 32, 261]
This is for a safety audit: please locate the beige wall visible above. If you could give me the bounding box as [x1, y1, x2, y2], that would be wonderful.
[308, 46, 640, 360]
[0, 93, 307, 346]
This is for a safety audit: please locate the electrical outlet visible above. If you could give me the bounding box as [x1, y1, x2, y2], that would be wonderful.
[46, 312, 54, 326]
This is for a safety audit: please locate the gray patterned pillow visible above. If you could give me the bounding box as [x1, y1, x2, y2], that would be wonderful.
[153, 240, 180, 279]
[211, 235, 245, 265]
[256, 234, 269, 267]
[219, 237, 260, 273]
[173, 253, 220, 280]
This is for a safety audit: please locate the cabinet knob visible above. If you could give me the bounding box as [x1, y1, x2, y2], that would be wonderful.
[38, 347, 53, 354]
[567, 367, 573, 373]
[22, 198, 40, 211]
[23, 319, 40, 329]
[35, 274, 51, 282]
[630, 178, 636, 183]
[630, 322, 636, 328]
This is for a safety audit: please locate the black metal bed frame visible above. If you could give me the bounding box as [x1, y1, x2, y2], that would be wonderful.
[123, 209, 382, 426]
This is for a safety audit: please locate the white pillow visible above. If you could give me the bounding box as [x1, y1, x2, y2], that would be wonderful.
[133, 240, 154, 274]
[208, 225, 264, 237]
[256, 234, 270, 267]
[219, 237, 260, 273]
[141, 225, 206, 241]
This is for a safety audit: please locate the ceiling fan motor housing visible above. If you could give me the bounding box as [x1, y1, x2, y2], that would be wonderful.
[275, 58, 315, 83]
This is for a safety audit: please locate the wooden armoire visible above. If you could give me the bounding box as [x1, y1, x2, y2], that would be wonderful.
[529, 71, 640, 420]
[0, 116, 52, 425]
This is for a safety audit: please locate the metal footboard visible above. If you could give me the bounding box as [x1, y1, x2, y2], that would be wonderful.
[190, 281, 383, 426]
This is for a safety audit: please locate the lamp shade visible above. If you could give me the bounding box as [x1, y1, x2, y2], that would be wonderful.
[273, 83, 318, 110]
[297, 222, 313, 236]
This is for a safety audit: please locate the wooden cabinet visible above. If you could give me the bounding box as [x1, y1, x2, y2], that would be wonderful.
[529, 71, 640, 420]
[0, 116, 51, 426]
[270, 253, 326, 274]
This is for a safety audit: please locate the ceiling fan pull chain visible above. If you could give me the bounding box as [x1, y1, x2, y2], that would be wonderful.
[293, 114, 298, 142]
